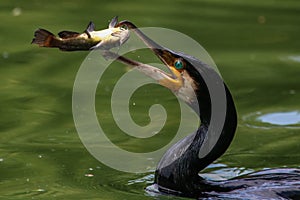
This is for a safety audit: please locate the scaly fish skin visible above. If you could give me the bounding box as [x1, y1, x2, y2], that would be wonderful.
[31, 16, 129, 51]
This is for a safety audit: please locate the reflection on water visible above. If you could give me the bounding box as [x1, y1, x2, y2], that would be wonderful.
[288, 55, 300, 63]
[258, 111, 300, 126]
[127, 173, 154, 185]
[128, 164, 255, 184]
[201, 163, 254, 181]
[243, 111, 300, 128]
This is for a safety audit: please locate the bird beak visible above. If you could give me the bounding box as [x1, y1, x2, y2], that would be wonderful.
[150, 49, 184, 92]
[115, 21, 184, 93]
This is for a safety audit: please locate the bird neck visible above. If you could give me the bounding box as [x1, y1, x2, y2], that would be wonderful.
[196, 83, 237, 170]
[155, 79, 237, 195]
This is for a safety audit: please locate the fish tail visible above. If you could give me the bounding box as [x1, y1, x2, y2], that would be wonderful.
[31, 28, 60, 47]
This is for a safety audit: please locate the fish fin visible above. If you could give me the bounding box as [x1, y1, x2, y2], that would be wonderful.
[109, 16, 118, 28]
[86, 21, 95, 32]
[58, 31, 80, 39]
[90, 41, 104, 50]
[31, 28, 59, 47]
[84, 21, 95, 38]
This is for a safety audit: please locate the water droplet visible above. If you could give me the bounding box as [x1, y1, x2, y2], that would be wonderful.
[0, 158, 3, 162]
[257, 15, 266, 24]
[289, 90, 296, 95]
[2, 52, 9, 59]
[38, 155, 42, 158]
[85, 173, 94, 177]
[12, 7, 22, 16]
[133, 102, 136, 106]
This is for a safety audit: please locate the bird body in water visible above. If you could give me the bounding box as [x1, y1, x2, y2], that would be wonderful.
[113, 20, 300, 199]
[32, 17, 300, 199]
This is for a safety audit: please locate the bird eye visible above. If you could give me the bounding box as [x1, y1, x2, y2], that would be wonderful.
[174, 59, 184, 70]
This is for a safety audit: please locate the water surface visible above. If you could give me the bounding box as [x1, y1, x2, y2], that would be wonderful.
[0, 0, 300, 199]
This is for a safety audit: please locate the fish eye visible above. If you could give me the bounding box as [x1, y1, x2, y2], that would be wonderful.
[174, 59, 184, 70]
[120, 25, 128, 30]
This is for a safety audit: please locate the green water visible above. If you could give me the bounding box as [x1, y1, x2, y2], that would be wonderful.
[1, 0, 300, 199]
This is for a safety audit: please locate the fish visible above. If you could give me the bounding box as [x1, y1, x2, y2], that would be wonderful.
[31, 16, 129, 51]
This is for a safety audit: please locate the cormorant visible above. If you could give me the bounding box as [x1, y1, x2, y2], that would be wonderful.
[111, 20, 300, 199]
